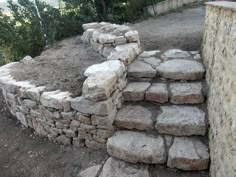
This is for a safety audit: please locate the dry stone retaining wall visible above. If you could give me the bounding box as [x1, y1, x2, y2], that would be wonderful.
[202, 2, 236, 177]
[0, 22, 141, 149]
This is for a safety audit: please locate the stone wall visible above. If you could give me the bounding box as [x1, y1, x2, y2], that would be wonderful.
[146, 0, 201, 16]
[0, 22, 141, 149]
[202, 2, 236, 177]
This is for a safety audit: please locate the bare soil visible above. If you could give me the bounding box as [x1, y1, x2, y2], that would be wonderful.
[131, 5, 206, 51]
[0, 5, 209, 177]
[10, 37, 105, 97]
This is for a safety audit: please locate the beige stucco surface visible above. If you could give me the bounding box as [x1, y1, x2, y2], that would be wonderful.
[202, 3, 236, 177]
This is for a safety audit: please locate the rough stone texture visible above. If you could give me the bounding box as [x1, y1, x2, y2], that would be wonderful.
[156, 59, 205, 80]
[124, 30, 139, 43]
[78, 165, 102, 177]
[40, 91, 71, 110]
[99, 157, 150, 177]
[71, 97, 113, 116]
[115, 105, 154, 130]
[98, 33, 116, 44]
[145, 83, 168, 103]
[123, 82, 151, 101]
[107, 131, 166, 164]
[155, 106, 206, 136]
[170, 82, 204, 104]
[143, 57, 161, 67]
[83, 71, 117, 101]
[84, 60, 125, 78]
[139, 50, 160, 58]
[202, 3, 236, 177]
[128, 60, 156, 78]
[167, 137, 209, 171]
[161, 49, 191, 60]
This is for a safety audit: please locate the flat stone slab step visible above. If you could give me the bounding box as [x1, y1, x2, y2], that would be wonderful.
[167, 137, 209, 171]
[107, 131, 166, 164]
[123, 82, 205, 104]
[155, 106, 207, 136]
[114, 105, 154, 130]
[128, 49, 205, 81]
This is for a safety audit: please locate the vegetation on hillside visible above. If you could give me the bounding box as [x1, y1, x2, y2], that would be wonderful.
[0, 0, 164, 63]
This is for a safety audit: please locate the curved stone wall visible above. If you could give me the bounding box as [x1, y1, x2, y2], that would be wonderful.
[0, 22, 141, 149]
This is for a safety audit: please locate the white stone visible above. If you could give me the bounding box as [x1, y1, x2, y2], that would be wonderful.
[82, 22, 100, 30]
[107, 131, 166, 164]
[162, 49, 191, 59]
[139, 50, 160, 58]
[115, 105, 154, 130]
[40, 90, 72, 110]
[78, 165, 102, 177]
[156, 59, 205, 80]
[84, 60, 125, 78]
[125, 31, 139, 42]
[143, 57, 162, 67]
[26, 86, 46, 102]
[167, 137, 209, 171]
[128, 60, 156, 78]
[99, 157, 150, 177]
[115, 36, 127, 45]
[98, 33, 116, 44]
[83, 71, 118, 101]
[155, 106, 206, 136]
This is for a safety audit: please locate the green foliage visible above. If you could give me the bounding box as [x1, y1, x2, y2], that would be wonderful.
[0, 0, 164, 63]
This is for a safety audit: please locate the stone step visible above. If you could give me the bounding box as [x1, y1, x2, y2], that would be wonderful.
[107, 131, 209, 171]
[123, 82, 205, 104]
[128, 49, 205, 81]
[114, 104, 207, 136]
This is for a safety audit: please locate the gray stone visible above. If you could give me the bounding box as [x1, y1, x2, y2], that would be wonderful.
[83, 71, 117, 101]
[85, 140, 106, 149]
[73, 138, 85, 148]
[99, 157, 150, 177]
[123, 82, 151, 101]
[115, 36, 127, 45]
[16, 112, 28, 127]
[128, 60, 156, 78]
[156, 59, 205, 80]
[40, 91, 72, 110]
[102, 47, 114, 57]
[145, 83, 168, 103]
[26, 86, 45, 101]
[143, 57, 162, 67]
[71, 97, 113, 116]
[115, 105, 154, 130]
[22, 99, 37, 108]
[99, 33, 116, 44]
[170, 82, 204, 104]
[125, 30, 139, 42]
[139, 50, 160, 58]
[56, 135, 71, 145]
[107, 131, 166, 164]
[162, 49, 191, 60]
[91, 41, 103, 53]
[167, 137, 209, 171]
[82, 22, 100, 30]
[91, 109, 117, 126]
[155, 106, 206, 136]
[78, 165, 102, 177]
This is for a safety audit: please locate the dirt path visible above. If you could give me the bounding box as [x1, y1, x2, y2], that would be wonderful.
[131, 5, 206, 51]
[0, 4, 208, 177]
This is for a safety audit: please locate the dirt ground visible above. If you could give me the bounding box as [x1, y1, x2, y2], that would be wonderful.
[0, 4, 209, 177]
[10, 37, 105, 97]
[131, 5, 206, 51]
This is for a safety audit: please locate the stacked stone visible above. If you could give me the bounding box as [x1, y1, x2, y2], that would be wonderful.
[0, 22, 142, 149]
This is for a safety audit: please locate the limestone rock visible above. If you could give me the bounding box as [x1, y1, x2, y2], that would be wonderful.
[107, 131, 166, 164]
[128, 60, 156, 78]
[99, 157, 150, 177]
[16, 112, 28, 127]
[82, 22, 101, 30]
[139, 50, 160, 58]
[71, 97, 113, 116]
[78, 165, 102, 177]
[125, 30, 139, 42]
[56, 135, 71, 145]
[170, 82, 204, 104]
[115, 36, 127, 45]
[83, 71, 117, 101]
[123, 82, 151, 101]
[162, 49, 191, 60]
[84, 60, 125, 78]
[167, 137, 209, 171]
[26, 86, 46, 101]
[143, 57, 162, 67]
[40, 91, 72, 110]
[115, 105, 154, 130]
[99, 33, 116, 44]
[156, 59, 205, 80]
[145, 83, 168, 103]
[155, 106, 206, 136]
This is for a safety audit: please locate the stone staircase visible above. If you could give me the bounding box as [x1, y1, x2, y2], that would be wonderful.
[107, 49, 209, 171]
